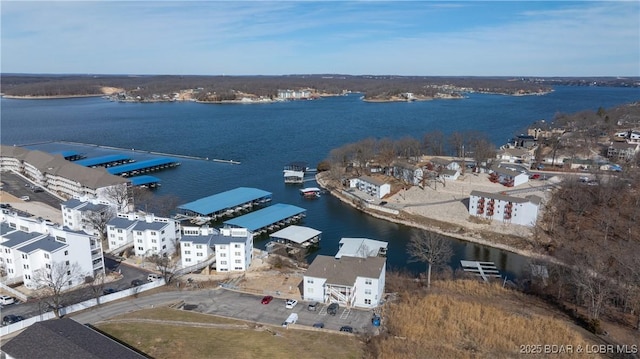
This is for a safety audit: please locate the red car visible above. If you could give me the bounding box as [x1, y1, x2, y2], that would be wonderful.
[261, 295, 273, 304]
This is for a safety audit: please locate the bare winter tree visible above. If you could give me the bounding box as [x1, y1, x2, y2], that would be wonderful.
[87, 272, 107, 304]
[407, 230, 453, 288]
[103, 183, 132, 212]
[423, 131, 445, 156]
[85, 206, 116, 244]
[33, 261, 88, 317]
[377, 138, 397, 168]
[147, 254, 180, 286]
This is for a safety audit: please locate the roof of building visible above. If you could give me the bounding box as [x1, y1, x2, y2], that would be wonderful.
[75, 154, 132, 167]
[62, 198, 86, 210]
[335, 238, 388, 259]
[491, 165, 524, 177]
[223, 203, 306, 232]
[180, 234, 214, 245]
[305, 255, 386, 286]
[80, 202, 110, 213]
[358, 175, 386, 187]
[133, 221, 169, 231]
[470, 190, 538, 204]
[212, 232, 249, 245]
[430, 157, 453, 166]
[0, 318, 149, 359]
[178, 187, 272, 216]
[441, 169, 458, 176]
[1, 222, 16, 235]
[609, 141, 638, 150]
[1, 230, 44, 248]
[270, 225, 321, 244]
[0, 144, 30, 158]
[106, 158, 177, 175]
[107, 217, 138, 228]
[128, 175, 161, 186]
[17, 236, 67, 254]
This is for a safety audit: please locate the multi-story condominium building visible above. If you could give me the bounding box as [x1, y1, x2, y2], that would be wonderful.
[61, 198, 115, 235]
[0, 145, 130, 208]
[303, 255, 386, 309]
[213, 227, 253, 272]
[468, 190, 541, 227]
[0, 212, 104, 290]
[106, 213, 179, 257]
[352, 175, 391, 199]
[180, 225, 216, 269]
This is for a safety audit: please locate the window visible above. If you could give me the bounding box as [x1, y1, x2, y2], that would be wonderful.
[138, 247, 144, 251]
[234, 267, 243, 270]
[365, 279, 372, 285]
[65, 260, 70, 266]
[117, 229, 123, 233]
[307, 279, 314, 284]
[137, 231, 142, 235]
[197, 253, 203, 257]
[152, 239, 157, 243]
[162, 245, 166, 249]
[64, 250, 69, 256]
[67, 270, 71, 275]
[220, 261, 227, 265]
[111, 241, 116, 245]
[234, 259, 241, 264]
[68, 280, 72, 286]
[365, 289, 372, 295]
[22, 254, 27, 259]
[44, 253, 50, 259]
[46, 264, 51, 269]
[23, 264, 29, 269]
[220, 245, 226, 250]
[196, 244, 202, 249]
[364, 299, 372, 305]
[185, 258, 191, 262]
[185, 251, 191, 255]
[234, 244, 241, 248]
[219, 253, 226, 257]
[56, 236, 66, 243]
[307, 288, 313, 293]
[150, 231, 157, 236]
[183, 243, 190, 247]
[137, 239, 143, 243]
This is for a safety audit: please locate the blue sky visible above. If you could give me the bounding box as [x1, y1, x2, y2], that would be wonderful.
[1, 1, 638, 76]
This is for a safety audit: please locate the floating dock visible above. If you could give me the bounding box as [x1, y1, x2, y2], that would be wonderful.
[106, 157, 180, 177]
[177, 187, 272, 219]
[128, 175, 161, 188]
[75, 154, 134, 168]
[223, 203, 306, 235]
[269, 225, 321, 249]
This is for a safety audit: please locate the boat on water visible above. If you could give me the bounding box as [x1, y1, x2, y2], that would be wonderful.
[300, 187, 321, 198]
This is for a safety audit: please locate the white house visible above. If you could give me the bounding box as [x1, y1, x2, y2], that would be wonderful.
[303, 255, 386, 309]
[468, 190, 541, 227]
[388, 160, 424, 186]
[213, 227, 253, 272]
[0, 215, 104, 290]
[429, 157, 461, 171]
[440, 169, 461, 181]
[354, 176, 391, 199]
[496, 148, 533, 165]
[106, 212, 178, 257]
[490, 165, 529, 187]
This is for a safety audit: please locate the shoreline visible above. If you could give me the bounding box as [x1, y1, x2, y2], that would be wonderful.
[315, 173, 552, 262]
[1, 94, 105, 100]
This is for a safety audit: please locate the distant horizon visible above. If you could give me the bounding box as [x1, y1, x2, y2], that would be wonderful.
[2, 1, 639, 76]
[2, 73, 639, 79]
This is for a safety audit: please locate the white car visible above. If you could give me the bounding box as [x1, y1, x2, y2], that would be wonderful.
[0, 295, 15, 306]
[19, 196, 30, 201]
[285, 299, 298, 309]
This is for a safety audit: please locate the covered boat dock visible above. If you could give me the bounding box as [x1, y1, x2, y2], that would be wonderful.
[75, 154, 134, 168]
[106, 157, 180, 177]
[177, 187, 272, 220]
[129, 175, 161, 188]
[269, 225, 321, 249]
[223, 203, 306, 236]
[335, 238, 388, 259]
[283, 161, 308, 184]
[51, 150, 86, 161]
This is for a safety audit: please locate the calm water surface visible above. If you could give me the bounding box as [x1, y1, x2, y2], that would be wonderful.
[2, 86, 638, 279]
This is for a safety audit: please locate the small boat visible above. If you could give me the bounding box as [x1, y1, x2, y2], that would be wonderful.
[300, 187, 321, 198]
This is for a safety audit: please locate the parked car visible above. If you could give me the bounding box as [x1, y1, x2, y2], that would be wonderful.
[261, 295, 273, 305]
[0, 295, 15, 306]
[282, 312, 298, 327]
[379, 201, 388, 206]
[307, 301, 318, 311]
[529, 173, 540, 180]
[312, 322, 325, 328]
[19, 196, 30, 201]
[285, 299, 298, 309]
[339, 326, 354, 333]
[102, 288, 117, 295]
[2, 314, 25, 325]
[131, 279, 144, 287]
[147, 273, 162, 282]
[327, 302, 339, 316]
[32, 187, 44, 193]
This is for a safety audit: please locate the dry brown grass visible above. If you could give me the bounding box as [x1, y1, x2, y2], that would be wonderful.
[371, 280, 604, 359]
[96, 307, 363, 359]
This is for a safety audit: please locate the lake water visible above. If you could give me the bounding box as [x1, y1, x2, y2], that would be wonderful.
[1, 85, 638, 279]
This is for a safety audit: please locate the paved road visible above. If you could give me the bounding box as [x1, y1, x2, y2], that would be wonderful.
[70, 288, 377, 334]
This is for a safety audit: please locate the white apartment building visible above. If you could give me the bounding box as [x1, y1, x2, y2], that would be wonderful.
[0, 215, 104, 290]
[180, 225, 216, 269]
[303, 255, 386, 309]
[0, 145, 130, 206]
[213, 227, 253, 272]
[106, 213, 178, 257]
[61, 198, 115, 235]
[468, 190, 541, 227]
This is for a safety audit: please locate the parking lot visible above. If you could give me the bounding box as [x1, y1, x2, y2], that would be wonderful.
[184, 289, 378, 334]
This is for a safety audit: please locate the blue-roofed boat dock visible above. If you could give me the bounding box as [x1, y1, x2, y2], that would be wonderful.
[75, 154, 134, 168]
[50, 150, 86, 161]
[223, 203, 306, 236]
[176, 187, 272, 221]
[106, 158, 180, 177]
[129, 175, 161, 188]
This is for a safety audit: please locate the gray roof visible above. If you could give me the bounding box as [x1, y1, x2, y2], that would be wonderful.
[211, 233, 248, 246]
[133, 221, 169, 231]
[358, 175, 386, 186]
[18, 236, 67, 254]
[335, 238, 388, 259]
[80, 203, 110, 213]
[1, 222, 16, 235]
[470, 190, 535, 204]
[305, 255, 386, 286]
[180, 234, 214, 245]
[107, 217, 137, 228]
[1, 231, 44, 248]
[62, 198, 85, 210]
[0, 317, 149, 359]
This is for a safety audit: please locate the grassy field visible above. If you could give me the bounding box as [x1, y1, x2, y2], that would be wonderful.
[96, 308, 363, 359]
[367, 280, 605, 359]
